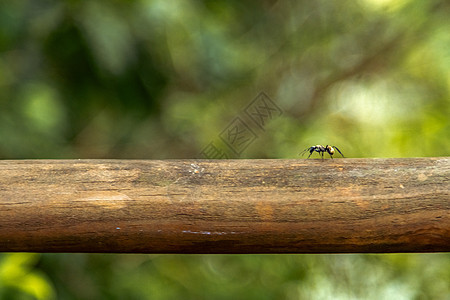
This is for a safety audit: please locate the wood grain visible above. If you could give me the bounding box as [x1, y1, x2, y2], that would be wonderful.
[0, 158, 448, 253]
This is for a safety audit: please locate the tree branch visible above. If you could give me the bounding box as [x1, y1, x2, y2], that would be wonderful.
[0, 158, 448, 253]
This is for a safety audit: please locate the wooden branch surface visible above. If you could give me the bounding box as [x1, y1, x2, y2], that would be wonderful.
[0, 158, 448, 253]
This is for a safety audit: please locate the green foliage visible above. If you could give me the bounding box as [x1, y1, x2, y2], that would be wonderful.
[0, 253, 54, 299]
[0, 0, 448, 298]
[29, 254, 450, 299]
[1, 0, 447, 159]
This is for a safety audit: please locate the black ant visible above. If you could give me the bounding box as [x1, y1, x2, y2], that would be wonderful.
[300, 145, 344, 160]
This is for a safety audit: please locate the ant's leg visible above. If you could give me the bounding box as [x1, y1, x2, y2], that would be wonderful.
[299, 148, 310, 156]
[307, 149, 314, 159]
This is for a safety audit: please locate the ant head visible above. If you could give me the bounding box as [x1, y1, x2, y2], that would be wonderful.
[326, 145, 335, 154]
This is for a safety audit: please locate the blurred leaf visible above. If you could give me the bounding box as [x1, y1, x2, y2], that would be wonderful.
[0, 253, 55, 300]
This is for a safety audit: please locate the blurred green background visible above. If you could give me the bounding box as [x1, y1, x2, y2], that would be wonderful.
[0, 0, 449, 299]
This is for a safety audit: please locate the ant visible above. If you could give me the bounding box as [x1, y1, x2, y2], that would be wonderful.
[300, 145, 344, 160]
